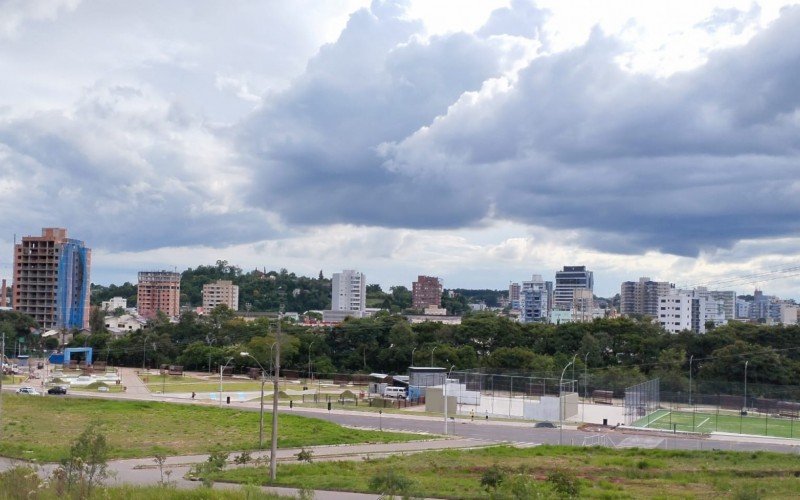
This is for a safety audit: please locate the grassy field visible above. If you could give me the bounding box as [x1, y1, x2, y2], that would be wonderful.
[0, 395, 423, 462]
[633, 409, 800, 438]
[209, 444, 800, 498]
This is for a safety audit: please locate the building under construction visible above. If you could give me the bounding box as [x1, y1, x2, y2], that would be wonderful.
[137, 271, 181, 319]
[13, 227, 91, 330]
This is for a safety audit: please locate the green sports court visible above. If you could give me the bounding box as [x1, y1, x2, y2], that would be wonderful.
[632, 408, 800, 438]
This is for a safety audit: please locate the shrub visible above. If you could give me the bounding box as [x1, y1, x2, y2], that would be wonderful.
[297, 448, 314, 463]
[368, 469, 415, 497]
[480, 464, 506, 491]
[547, 469, 581, 498]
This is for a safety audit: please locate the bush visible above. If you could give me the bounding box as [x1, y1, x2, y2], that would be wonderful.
[480, 464, 506, 491]
[368, 469, 415, 497]
[0, 466, 43, 500]
[297, 448, 314, 463]
[547, 469, 581, 498]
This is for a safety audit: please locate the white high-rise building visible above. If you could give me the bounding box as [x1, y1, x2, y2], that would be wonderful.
[658, 289, 727, 334]
[331, 269, 366, 312]
[519, 275, 552, 323]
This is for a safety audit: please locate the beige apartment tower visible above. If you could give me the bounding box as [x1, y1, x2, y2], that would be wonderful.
[202, 280, 239, 312]
[137, 271, 181, 319]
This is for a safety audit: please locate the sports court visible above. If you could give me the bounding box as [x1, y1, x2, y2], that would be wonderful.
[632, 409, 800, 438]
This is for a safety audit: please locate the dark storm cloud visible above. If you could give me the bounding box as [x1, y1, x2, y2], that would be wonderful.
[349, 5, 800, 256]
[240, 0, 519, 228]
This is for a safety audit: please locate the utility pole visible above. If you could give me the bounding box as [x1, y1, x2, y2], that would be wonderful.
[269, 291, 284, 482]
[0, 333, 5, 440]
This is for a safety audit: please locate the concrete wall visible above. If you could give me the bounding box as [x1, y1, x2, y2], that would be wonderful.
[425, 387, 457, 414]
[522, 392, 579, 421]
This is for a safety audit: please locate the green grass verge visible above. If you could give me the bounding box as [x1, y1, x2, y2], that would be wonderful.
[0, 395, 423, 462]
[208, 444, 800, 499]
[633, 409, 800, 438]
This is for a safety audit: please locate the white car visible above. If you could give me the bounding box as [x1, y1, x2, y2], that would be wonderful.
[16, 386, 41, 396]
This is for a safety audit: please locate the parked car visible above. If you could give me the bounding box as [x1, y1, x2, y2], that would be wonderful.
[534, 421, 557, 428]
[16, 386, 40, 396]
[47, 386, 68, 395]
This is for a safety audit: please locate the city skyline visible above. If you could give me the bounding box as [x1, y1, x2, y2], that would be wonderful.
[2, 1, 800, 298]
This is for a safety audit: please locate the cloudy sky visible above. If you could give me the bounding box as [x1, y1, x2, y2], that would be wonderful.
[2, 0, 800, 298]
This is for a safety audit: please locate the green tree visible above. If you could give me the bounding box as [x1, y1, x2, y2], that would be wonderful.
[59, 422, 109, 496]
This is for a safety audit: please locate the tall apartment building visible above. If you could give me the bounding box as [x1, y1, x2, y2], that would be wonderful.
[508, 282, 521, 310]
[658, 289, 727, 334]
[412, 275, 442, 309]
[13, 228, 91, 330]
[620, 277, 672, 317]
[519, 275, 552, 323]
[331, 269, 366, 313]
[553, 266, 593, 310]
[202, 280, 239, 312]
[137, 271, 181, 319]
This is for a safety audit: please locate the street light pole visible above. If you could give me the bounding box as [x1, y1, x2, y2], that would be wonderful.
[241, 352, 267, 449]
[743, 360, 749, 412]
[269, 295, 284, 482]
[444, 365, 455, 435]
[689, 355, 694, 407]
[411, 347, 417, 367]
[559, 358, 574, 446]
[219, 357, 233, 408]
[583, 351, 589, 423]
[431, 346, 438, 366]
[308, 341, 315, 380]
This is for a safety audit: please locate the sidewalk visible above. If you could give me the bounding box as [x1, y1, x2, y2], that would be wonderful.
[118, 367, 151, 395]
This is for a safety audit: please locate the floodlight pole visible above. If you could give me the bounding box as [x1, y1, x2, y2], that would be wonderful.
[559, 359, 573, 446]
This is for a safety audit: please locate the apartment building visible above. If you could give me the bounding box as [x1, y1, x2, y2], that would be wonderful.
[202, 279, 239, 312]
[620, 277, 672, 317]
[12, 227, 91, 330]
[137, 271, 181, 319]
[508, 282, 521, 310]
[658, 289, 727, 334]
[412, 275, 442, 309]
[553, 266, 593, 309]
[323, 269, 367, 322]
[519, 275, 552, 323]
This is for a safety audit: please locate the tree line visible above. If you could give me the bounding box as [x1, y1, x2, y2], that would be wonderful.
[57, 308, 800, 400]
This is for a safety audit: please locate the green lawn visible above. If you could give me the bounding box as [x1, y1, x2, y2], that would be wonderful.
[633, 409, 800, 438]
[209, 444, 800, 499]
[0, 395, 424, 462]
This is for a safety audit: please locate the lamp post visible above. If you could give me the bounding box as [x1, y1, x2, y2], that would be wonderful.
[411, 347, 417, 367]
[743, 360, 749, 412]
[559, 358, 574, 446]
[308, 341, 315, 380]
[583, 351, 589, 423]
[431, 346, 438, 366]
[269, 294, 284, 482]
[688, 355, 694, 407]
[241, 351, 267, 449]
[219, 357, 234, 408]
[444, 365, 455, 435]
